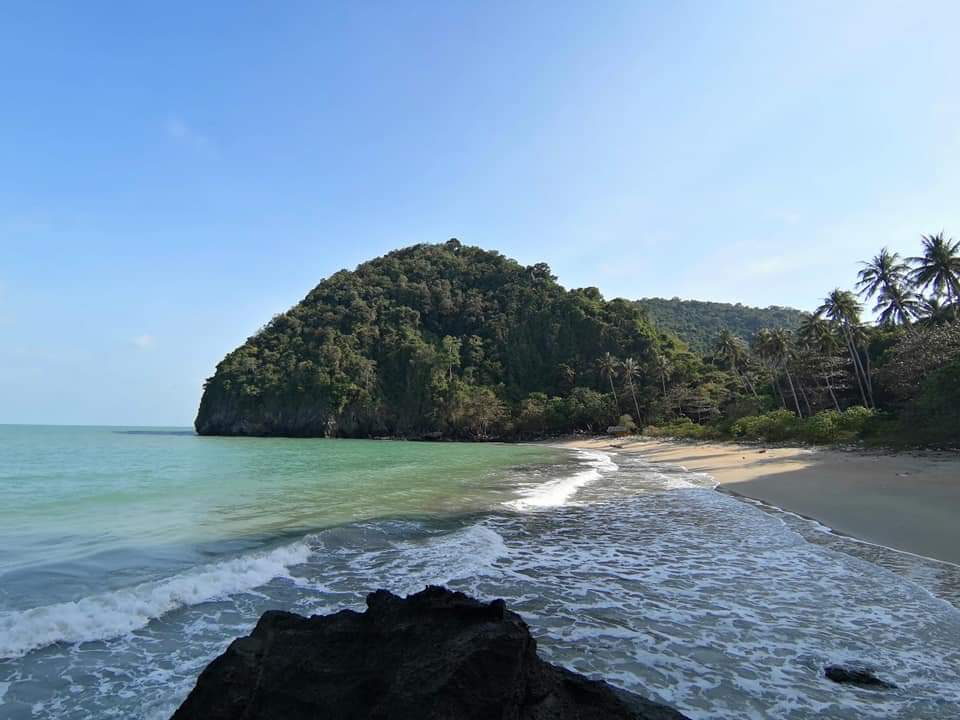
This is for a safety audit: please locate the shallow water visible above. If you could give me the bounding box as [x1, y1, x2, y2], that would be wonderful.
[1, 427, 959, 719]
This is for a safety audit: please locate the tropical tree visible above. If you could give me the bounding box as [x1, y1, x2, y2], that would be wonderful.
[798, 314, 837, 353]
[651, 350, 672, 399]
[598, 352, 620, 413]
[769, 328, 803, 416]
[752, 329, 787, 409]
[713, 329, 757, 396]
[917, 296, 959, 326]
[874, 283, 922, 328]
[909, 232, 960, 303]
[816, 289, 874, 408]
[620, 357, 643, 425]
[857, 248, 911, 299]
[797, 313, 843, 411]
[857, 248, 919, 327]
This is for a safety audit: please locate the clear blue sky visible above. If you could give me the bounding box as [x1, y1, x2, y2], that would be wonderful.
[2, 1, 959, 426]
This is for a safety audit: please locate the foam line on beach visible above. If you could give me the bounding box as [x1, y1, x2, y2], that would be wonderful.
[505, 449, 618, 510]
[0, 540, 313, 659]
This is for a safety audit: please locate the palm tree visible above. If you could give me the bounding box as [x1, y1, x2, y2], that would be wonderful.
[857, 248, 910, 298]
[874, 283, 922, 328]
[752, 328, 786, 408]
[857, 248, 919, 327]
[713, 329, 757, 396]
[620, 357, 643, 424]
[769, 328, 803, 416]
[598, 352, 620, 413]
[917, 295, 960, 326]
[798, 313, 838, 353]
[797, 313, 842, 411]
[650, 349, 672, 401]
[816, 289, 873, 408]
[909, 232, 960, 303]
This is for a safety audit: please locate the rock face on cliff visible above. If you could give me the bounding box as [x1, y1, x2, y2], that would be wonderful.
[171, 586, 689, 720]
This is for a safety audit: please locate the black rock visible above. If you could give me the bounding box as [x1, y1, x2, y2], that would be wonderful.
[171, 586, 690, 720]
[824, 664, 897, 689]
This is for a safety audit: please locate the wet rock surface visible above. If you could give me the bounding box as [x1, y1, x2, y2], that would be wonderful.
[171, 585, 690, 719]
[824, 664, 898, 689]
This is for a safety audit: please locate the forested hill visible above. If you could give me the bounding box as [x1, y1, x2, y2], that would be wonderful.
[196, 241, 696, 438]
[635, 297, 806, 352]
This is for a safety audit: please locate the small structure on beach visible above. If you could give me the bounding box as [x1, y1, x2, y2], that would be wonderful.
[606, 425, 630, 437]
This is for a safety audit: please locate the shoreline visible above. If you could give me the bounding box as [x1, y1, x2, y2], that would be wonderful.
[553, 437, 960, 566]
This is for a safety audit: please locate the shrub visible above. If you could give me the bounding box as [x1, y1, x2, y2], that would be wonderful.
[730, 409, 799, 441]
[837, 405, 874, 433]
[643, 417, 722, 440]
[799, 410, 841, 443]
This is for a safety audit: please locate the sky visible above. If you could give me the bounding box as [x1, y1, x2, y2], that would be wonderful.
[2, 1, 959, 426]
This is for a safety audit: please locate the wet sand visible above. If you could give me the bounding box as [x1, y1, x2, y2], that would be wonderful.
[555, 437, 960, 565]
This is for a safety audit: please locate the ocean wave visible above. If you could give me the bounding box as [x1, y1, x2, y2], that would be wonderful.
[505, 449, 618, 510]
[0, 540, 312, 659]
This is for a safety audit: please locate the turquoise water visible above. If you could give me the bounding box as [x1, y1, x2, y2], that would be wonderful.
[0, 426, 559, 609]
[2, 425, 960, 719]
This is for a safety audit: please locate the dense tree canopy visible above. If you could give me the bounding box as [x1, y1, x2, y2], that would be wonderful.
[196, 241, 695, 438]
[198, 234, 959, 446]
[645, 232, 960, 447]
[634, 298, 806, 353]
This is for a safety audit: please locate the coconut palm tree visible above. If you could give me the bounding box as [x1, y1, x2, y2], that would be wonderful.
[752, 328, 786, 408]
[857, 248, 919, 327]
[713, 329, 757, 396]
[620, 357, 643, 424]
[598, 352, 620, 413]
[816, 289, 873, 407]
[874, 283, 922, 328]
[798, 313, 838, 353]
[769, 328, 803, 416]
[650, 349, 672, 400]
[857, 248, 911, 298]
[797, 313, 842, 411]
[917, 296, 960, 326]
[909, 232, 960, 303]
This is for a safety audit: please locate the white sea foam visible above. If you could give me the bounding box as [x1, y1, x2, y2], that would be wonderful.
[506, 449, 617, 510]
[0, 540, 312, 659]
[6, 452, 960, 720]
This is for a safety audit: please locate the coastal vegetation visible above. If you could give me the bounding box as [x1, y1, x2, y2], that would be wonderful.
[198, 235, 959, 447]
[644, 233, 960, 447]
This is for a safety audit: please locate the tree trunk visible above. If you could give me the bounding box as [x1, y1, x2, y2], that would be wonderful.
[798, 380, 813, 416]
[823, 374, 841, 411]
[862, 347, 875, 405]
[627, 378, 641, 425]
[784, 367, 803, 417]
[841, 327, 870, 407]
[608, 377, 620, 414]
[772, 372, 786, 408]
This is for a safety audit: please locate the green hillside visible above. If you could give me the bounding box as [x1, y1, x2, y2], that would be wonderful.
[196, 241, 696, 438]
[635, 297, 807, 353]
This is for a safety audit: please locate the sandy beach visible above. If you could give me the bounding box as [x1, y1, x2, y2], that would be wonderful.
[556, 437, 960, 566]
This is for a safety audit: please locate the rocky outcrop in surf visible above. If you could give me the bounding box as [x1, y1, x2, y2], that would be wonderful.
[170, 585, 689, 720]
[824, 664, 898, 689]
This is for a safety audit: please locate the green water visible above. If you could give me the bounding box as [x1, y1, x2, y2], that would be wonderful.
[3, 425, 960, 720]
[0, 425, 560, 582]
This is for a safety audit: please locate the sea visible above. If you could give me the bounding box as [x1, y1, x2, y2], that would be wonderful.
[1, 425, 959, 719]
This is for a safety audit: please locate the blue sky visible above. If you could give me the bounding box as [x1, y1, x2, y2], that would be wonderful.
[2, 1, 959, 426]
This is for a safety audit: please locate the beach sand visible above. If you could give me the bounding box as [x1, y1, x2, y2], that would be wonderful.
[555, 437, 960, 566]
